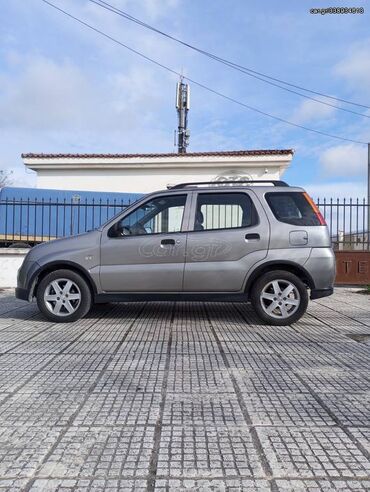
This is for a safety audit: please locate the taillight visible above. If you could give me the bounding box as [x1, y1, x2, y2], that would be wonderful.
[303, 192, 326, 225]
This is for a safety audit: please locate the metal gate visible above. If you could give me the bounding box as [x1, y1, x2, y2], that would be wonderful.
[317, 199, 369, 285]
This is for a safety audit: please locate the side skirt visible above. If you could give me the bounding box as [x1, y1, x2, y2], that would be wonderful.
[94, 293, 249, 303]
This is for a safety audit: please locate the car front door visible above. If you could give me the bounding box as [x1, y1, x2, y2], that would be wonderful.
[99, 193, 190, 292]
[183, 190, 269, 292]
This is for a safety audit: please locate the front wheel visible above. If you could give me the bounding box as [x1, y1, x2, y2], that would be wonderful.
[251, 270, 308, 325]
[37, 269, 92, 323]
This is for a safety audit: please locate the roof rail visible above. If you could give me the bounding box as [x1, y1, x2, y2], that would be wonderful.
[168, 180, 289, 189]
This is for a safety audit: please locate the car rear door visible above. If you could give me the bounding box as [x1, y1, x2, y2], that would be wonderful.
[183, 189, 270, 292]
[99, 192, 190, 292]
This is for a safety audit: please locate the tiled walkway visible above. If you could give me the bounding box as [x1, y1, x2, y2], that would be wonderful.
[0, 288, 369, 491]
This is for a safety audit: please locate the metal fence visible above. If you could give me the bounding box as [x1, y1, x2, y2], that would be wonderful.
[0, 196, 369, 250]
[0, 198, 131, 245]
[316, 198, 369, 251]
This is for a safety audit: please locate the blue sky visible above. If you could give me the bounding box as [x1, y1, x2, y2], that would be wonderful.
[0, 0, 369, 198]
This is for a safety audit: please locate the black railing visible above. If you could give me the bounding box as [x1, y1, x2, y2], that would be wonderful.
[316, 198, 369, 251]
[0, 196, 369, 250]
[0, 198, 130, 245]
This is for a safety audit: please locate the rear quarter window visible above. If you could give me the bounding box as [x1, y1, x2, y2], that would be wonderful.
[265, 192, 321, 226]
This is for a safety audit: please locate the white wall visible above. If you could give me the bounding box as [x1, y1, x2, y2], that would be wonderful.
[0, 249, 27, 288]
[36, 166, 282, 193]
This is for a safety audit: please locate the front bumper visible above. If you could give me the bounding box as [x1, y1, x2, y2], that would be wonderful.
[310, 287, 334, 300]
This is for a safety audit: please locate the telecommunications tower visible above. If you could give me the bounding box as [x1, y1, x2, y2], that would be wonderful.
[175, 78, 190, 153]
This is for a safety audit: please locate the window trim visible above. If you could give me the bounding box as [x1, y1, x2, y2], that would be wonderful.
[189, 191, 259, 233]
[107, 193, 189, 238]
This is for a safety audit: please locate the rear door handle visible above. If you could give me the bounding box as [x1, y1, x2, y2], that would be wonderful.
[161, 238, 176, 245]
[245, 233, 260, 241]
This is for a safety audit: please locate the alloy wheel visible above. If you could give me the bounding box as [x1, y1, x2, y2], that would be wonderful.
[43, 278, 81, 317]
[259, 279, 300, 319]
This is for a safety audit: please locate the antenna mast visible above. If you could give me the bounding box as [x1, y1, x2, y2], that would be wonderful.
[176, 77, 190, 153]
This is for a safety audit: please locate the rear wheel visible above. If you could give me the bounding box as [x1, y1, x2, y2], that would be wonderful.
[251, 270, 308, 325]
[37, 269, 92, 323]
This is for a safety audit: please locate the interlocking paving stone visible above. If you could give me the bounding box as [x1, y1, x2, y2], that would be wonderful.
[19, 370, 100, 393]
[0, 479, 29, 491]
[39, 426, 154, 478]
[171, 340, 220, 354]
[258, 327, 311, 343]
[275, 478, 370, 491]
[231, 368, 308, 394]
[31, 327, 88, 342]
[0, 370, 39, 393]
[257, 426, 370, 478]
[169, 353, 226, 372]
[212, 328, 265, 343]
[118, 340, 169, 354]
[225, 353, 291, 371]
[163, 393, 245, 426]
[157, 425, 265, 478]
[155, 478, 272, 490]
[64, 341, 120, 354]
[0, 341, 22, 353]
[43, 353, 111, 372]
[96, 370, 165, 394]
[172, 325, 215, 343]
[220, 341, 274, 355]
[0, 330, 38, 343]
[293, 324, 350, 343]
[0, 392, 85, 426]
[243, 392, 335, 426]
[273, 344, 347, 371]
[167, 369, 233, 394]
[297, 368, 370, 393]
[318, 343, 370, 371]
[107, 351, 167, 372]
[75, 392, 162, 426]
[0, 426, 62, 478]
[0, 289, 369, 488]
[319, 393, 370, 426]
[7, 341, 71, 354]
[0, 353, 56, 371]
[29, 478, 148, 491]
[348, 427, 370, 454]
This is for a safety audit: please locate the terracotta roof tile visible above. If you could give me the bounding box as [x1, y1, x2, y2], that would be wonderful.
[22, 149, 294, 159]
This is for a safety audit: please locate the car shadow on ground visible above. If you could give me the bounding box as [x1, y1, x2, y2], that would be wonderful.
[1, 293, 270, 326]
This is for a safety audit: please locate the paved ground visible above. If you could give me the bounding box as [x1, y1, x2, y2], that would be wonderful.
[0, 288, 369, 491]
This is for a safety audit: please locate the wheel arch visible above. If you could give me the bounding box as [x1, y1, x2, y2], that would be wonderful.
[245, 260, 315, 297]
[30, 261, 97, 299]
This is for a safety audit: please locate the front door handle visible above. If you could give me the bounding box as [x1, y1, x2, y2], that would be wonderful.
[161, 238, 176, 245]
[245, 233, 260, 241]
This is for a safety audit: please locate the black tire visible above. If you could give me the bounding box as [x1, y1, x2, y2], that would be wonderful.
[250, 270, 308, 325]
[37, 269, 92, 323]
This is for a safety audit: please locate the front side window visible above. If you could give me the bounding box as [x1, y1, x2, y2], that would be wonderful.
[109, 194, 187, 237]
[192, 192, 258, 231]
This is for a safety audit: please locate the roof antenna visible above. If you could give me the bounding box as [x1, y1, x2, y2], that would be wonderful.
[175, 74, 190, 154]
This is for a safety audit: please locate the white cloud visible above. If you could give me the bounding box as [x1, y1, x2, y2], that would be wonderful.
[291, 98, 337, 124]
[303, 181, 366, 200]
[335, 39, 370, 94]
[319, 144, 367, 177]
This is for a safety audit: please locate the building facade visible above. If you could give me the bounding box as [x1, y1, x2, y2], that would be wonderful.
[22, 149, 293, 193]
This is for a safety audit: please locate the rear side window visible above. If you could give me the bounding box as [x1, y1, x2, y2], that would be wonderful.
[266, 192, 322, 226]
[193, 192, 258, 231]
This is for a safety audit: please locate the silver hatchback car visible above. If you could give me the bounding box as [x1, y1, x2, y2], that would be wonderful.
[16, 181, 335, 325]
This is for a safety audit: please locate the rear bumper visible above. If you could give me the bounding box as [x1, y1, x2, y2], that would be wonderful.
[310, 287, 334, 300]
[15, 287, 30, 301]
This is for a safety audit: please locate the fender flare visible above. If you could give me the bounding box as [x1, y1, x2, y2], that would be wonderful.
[244, 260, 315, 295]
[28, 260, 98, 298]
